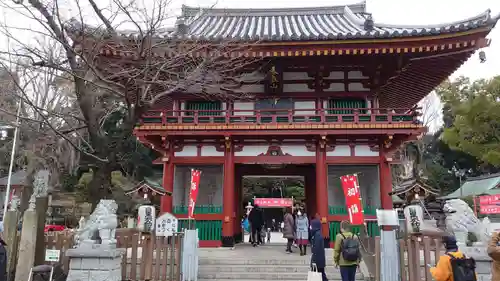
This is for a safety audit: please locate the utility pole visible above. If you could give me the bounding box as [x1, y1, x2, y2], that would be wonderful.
[2, 100, 21, 217]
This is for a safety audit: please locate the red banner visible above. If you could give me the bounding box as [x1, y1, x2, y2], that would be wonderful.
[253, 198, 293, 208]
[188, 169, 202, 219]
[480, 205, 500, 214]
[341, 174, 364, 225]
[479, 195, 500, 205]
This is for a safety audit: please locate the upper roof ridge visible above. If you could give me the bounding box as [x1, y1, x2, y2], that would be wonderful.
[374, 9, 493, 29]
[181, 1, 367, 18]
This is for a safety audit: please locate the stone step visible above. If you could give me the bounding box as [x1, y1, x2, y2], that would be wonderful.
[198, 271, 364, 280]
[200, 264, 346, 274]
[199, 255, 337, 265]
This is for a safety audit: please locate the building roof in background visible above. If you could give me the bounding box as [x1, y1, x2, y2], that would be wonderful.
[0, 170, 27, 187]
[124, 177, 170, 196]
[441, 173, 500, 199]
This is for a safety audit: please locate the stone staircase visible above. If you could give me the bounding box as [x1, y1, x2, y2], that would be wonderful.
[198, 245, 364, 281]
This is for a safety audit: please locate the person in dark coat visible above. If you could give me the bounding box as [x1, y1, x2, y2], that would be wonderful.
[0, 235, 7, 281]
[311, 219, 328, 281]
[248, 204, 264, 246]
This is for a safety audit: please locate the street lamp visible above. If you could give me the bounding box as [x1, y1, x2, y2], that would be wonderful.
[451, 164, 467, 198]
[2, 101, 22, 217]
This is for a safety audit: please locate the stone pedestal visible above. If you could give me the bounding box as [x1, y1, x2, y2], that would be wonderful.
[65, 247, 125, 281]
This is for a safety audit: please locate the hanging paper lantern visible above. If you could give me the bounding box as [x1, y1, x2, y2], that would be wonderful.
[137, 205, 156, 233]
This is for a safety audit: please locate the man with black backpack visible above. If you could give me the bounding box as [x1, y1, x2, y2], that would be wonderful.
[430, 235, 477, 281]
[333, 221, 361, 281]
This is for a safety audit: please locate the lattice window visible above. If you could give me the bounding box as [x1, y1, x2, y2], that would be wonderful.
[327, 99, 367, 114]
[185, 101, 222, 116]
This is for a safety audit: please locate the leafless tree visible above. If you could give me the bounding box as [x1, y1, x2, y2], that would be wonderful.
[418, 91, 441, 131]
[0, 0, 260, 207]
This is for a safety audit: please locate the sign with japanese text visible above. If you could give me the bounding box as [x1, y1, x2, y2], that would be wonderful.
[253, 198, 293, 208]
[188, 169, 202, 219]
[480, 205, 500, 215]
[44, 249, 60, 262]
[479, 195, 500, 205]
[156, 212, 178, 237]
[479, 195, 500, 214]
[341, 174, 364, 225]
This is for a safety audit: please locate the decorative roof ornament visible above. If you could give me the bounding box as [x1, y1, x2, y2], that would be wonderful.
[364, 15, 374, 32]
[176, 17, 188, 36]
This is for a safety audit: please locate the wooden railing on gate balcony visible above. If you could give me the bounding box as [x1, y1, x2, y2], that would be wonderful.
[139, 108, 420, 127]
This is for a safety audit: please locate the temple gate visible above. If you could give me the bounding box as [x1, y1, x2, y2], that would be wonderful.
[127, 3, 498, 247]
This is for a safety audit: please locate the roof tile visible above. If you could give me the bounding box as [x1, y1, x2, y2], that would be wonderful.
[173, 2, 497, 41]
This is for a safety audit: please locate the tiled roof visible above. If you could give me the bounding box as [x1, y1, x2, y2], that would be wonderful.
[441, 173, 500, 199]
[67, 1, 499, 42]
[174, 2, 499, 41]
[0, 170, 27, 186]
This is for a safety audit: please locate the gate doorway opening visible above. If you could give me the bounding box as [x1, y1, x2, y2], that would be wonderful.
[236, 164, 313, 245]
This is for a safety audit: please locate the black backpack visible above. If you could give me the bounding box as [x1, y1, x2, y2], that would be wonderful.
[447, 253, 477, 281]
[340, 233, 361, 262]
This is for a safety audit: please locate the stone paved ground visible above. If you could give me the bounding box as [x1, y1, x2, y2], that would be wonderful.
[242, 231, 288, 245]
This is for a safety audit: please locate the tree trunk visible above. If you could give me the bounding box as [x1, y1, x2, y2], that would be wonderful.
[87, 166, 113, 210]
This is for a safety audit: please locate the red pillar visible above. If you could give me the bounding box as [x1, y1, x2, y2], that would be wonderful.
[233, 169, 243, 243]
[316, 139, 330, 245]
[222, 140, 235, 247]
[379, 150, 393, 209]
[161, 151, 174, 213]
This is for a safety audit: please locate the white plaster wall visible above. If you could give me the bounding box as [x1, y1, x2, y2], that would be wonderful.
[327, 165, 380, 208]
[325, 71, 344, 79]
[233, 101, 255, 116]
[174, 145, 198, 157]
[326, 145, 351, 156]
[283, 84, 314, 92]
[281, 145, 315, 157]
[354, 145, 379, 157]
[348, 83, 369, 91]
[235, 145, 269, 156]
[200, 145, 224, 156]
[283, 72, 309, 80]
[173, 165, 223, 206]
[348, 71, 368, 79]
[294, 101, 316, 115]
[323, 83, 344, 92]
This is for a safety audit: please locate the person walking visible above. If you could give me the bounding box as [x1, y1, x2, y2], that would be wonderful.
[431, 235, 476, 281]
[283, 207, 296, 253]
[248, 204, 264, 247]
[0, 234, 7, 281]
[334, 221, 361, 281]
[487, 232, 500, 281]
[296, 207, 309, 256]
[310, 218, 328, 281]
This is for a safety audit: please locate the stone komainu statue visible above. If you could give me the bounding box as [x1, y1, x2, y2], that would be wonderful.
[74, 199, 119, 247]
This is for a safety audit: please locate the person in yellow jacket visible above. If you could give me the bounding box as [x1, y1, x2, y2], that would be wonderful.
[430, 235, 472, 281]
[487, 232, 500, 281]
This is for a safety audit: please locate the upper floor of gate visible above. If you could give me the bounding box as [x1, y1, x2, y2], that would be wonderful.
[130, 3, 498, 135]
